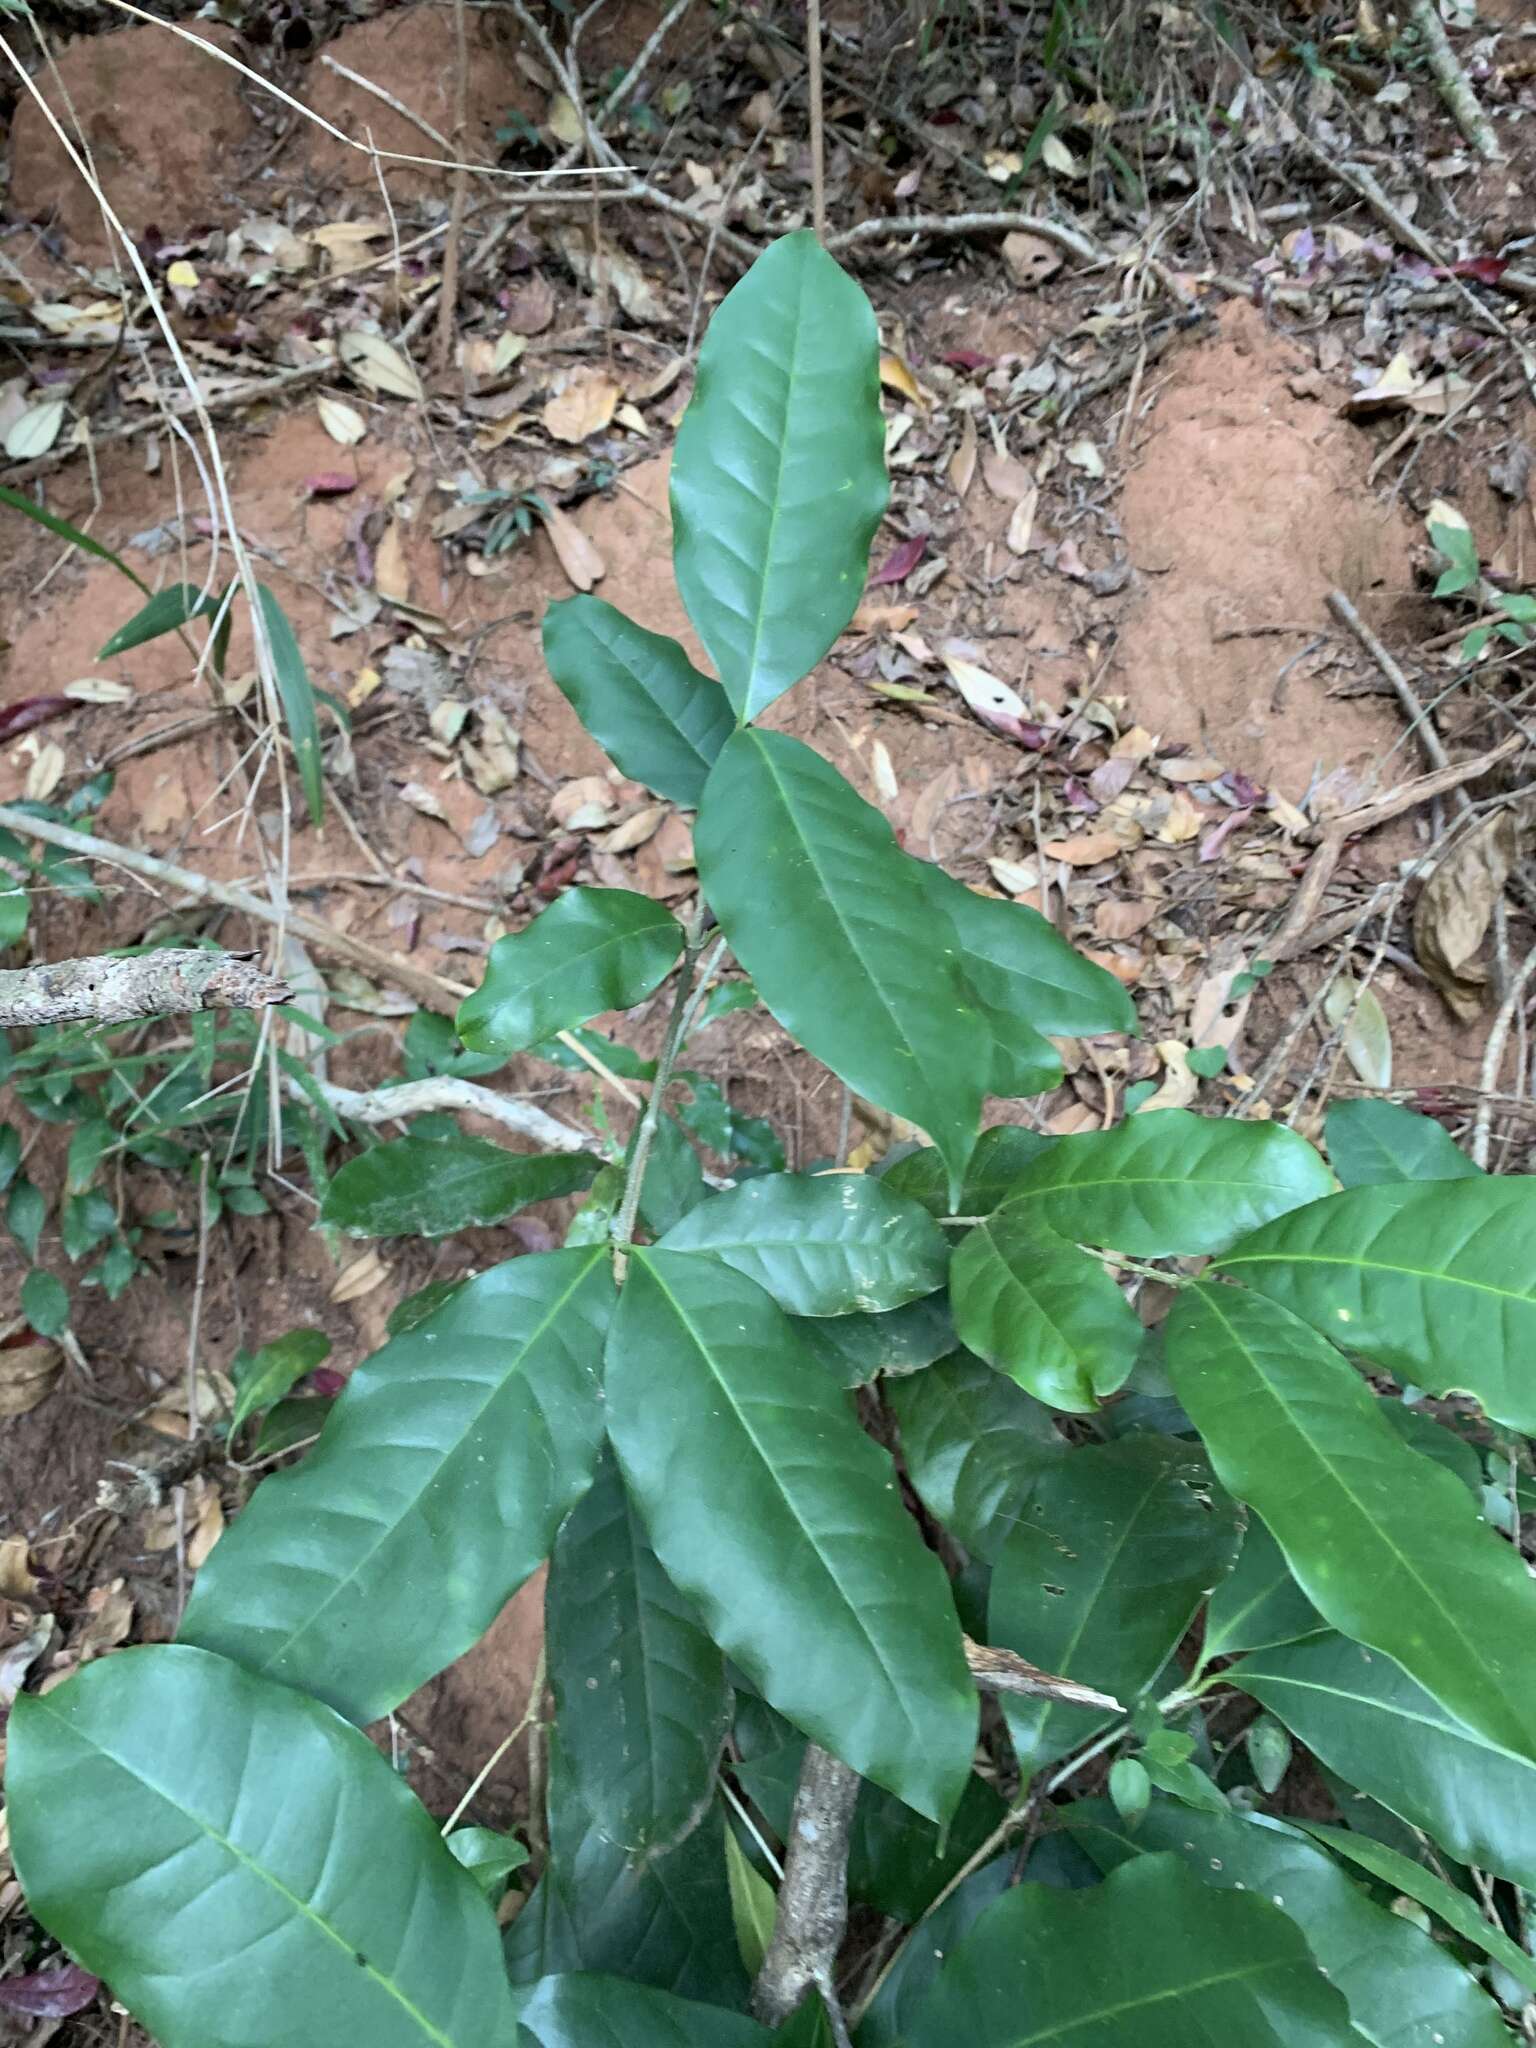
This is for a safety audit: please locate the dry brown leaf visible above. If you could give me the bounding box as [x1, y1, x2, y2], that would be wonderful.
[187, 1486, 225, 1570]
[462, 704, 520, 795]
[0, 1336, 60, 1417]
[869, 739, 899, 804]
[1345, 350, 1420, 412]
[1413, 810, 1518, 1019]
[1137, 1041, 1199, 1113]
[941, 653, 1029, 725]
[1094, 898, 1161, 940]
[987, 856, 1041, 896]
[332, 1247, 389, 1303]
[949, 411, 978, 498]
[505, 271, 556, 335]
[1005, 486, 1039, 556]
[340, 330, 424, 401]
[850, 601, 919, 635]
[64, 677, 134, 705]
[911, 764, 965, 851]
[25, 742, 65, 803]
[73, 1578, 133, 1660]
[399, 780, 449, 825]
[318, 395, 367, 445]
[1154, 754, 1224, 784]
[1110, 725, 1157, 761]
[982, 445, 1035, 501]
[653, 812, 695, 873]
[602, 803, 667, 853]
[879, 352, 928, 408]
[1002, 230, 1064, 288]
[537, 501, 605, 591]
[375, 518, 412, 606]
[1042, 831, 1123, 867]
[543, 369, 621, 444]
[1155, 791, 1203, 845]
[0, 1536, 38, 1598]
[551, 775, 616, 830]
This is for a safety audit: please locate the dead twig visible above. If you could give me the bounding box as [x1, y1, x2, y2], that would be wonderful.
[1407, 0, 1501, 161]
[806, 0, 826, 243]
[0, 947, 289, 1027]
[432, 0, 472, 374]
[828, 210, 1104, 267]
[963, 1637, 1121, 1710]
[1268, 734, 1521, 961]
[1472, 941, 1536, 1168]
[307, 1075, 590, 1155]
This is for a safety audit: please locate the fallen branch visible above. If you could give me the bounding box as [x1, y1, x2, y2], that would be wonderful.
[828, 209, 1104, 268]
[0, 947, 289, 1027]
[963, 1637, 1121, 1710]
[299, 1074, 591, 1156]
[1267, 732, 1521, 961]
[1472, 940, 1536, 1168]
[752, 1744, 860, 2040]
[1407, 0, 1501, 162]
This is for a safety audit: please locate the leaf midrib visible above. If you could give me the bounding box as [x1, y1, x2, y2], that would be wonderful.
[32, 1695, 460, 2047]
[738, 251, 811, 718]
[1236, 1663, 1531, 1772]
[1000, 1950, 1296, 2044]
[1184, 1285, 1535, 1755]
[637, 1255, 933, 1754]
[1220, 1243, 1536, 1311]
[252, 1254, 604, 1684]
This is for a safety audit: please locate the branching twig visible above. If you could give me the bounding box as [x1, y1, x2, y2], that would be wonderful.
[751, 1744, 860, 2037]
[0, 947, 289, 1027]
[299, 1074, 590, 1155]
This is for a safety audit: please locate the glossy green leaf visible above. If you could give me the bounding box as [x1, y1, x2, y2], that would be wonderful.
[1232, 1632, 1536, 1891]
[606, 1250, 976, 1822]
[256, 583, 325, 826]
[794, 1293, 956, 1387]
[856, 1855, 1014, 2048]
[1066, 1801, 1509, 2048]
[988, 1435, 1241, 1772]
[447, 1826, 528, 1898]
[670, 230, 887, 722]
[881, 1125, 1055, 1219]
[457, 889, 684, 1058]
[657, 1172, 947, 1316]
[20, 1267, 68, 1337]
[546, 1445, 730, 1858]
[1215, 1178, 1536, 1430]
[919, 863, 1135, 1056]
[913, 865, 1064, 1095]
[905, 1852, 1356, 2048]
[1300, 1825, 1536, 1998]
[542, 596, 733, 807]
[1200, 1517, 1323, 1664]
[180, 1250, 612, 1722]
[1165, 1282, 1536, 1765]
[951, 1211, 1143, 1410]
[230, 1327, 331, 1435]
[506, 1737, 747, 2004]
[1324, 1098, 1479, 1189]
[320, 1136, 598, 1238]
[511, 1973, 772, 2047]
[98, 582, 216, 658]
[1001, 1109, 1334, 1256]
[887, 1349, 1060, 1560]
[7, 1645, 515, 2048]
[696, 730, 988, 1202]
[632, 1112, 705, 1237]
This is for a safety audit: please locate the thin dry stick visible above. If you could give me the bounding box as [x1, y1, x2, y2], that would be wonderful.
[806, 0, 826, 243]
[308, 1075, 588, 1155]
[433, 0, 472, 375]
[1407, 0, 1501, 161]
[1472, 941, 1536, 1169]
[0, 803, 631, 1123]
[185, 1151, 212, 1443]
[440, 1645, 546, 1835]
[0, 948, 290, 1027]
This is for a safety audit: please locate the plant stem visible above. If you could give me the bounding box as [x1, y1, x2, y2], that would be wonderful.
[610, 919, 725, 1272]
[751, 1742, 860, 2034]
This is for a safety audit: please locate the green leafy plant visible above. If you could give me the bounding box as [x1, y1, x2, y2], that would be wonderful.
[8, 230, 1536, 2048]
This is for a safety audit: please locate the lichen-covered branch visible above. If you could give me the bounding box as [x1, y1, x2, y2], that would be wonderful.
[752, 1743, 860, 2037]
[0, 948, 289, 1028]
